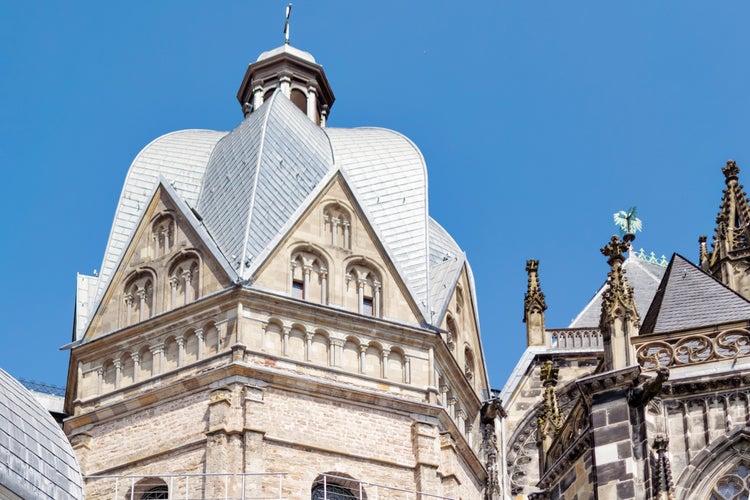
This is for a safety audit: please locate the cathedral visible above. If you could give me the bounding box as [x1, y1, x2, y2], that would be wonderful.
[46, 26, 750, 500]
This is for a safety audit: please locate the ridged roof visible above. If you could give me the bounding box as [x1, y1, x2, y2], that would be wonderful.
[0, 369, 82, 499]
[91, 129, 227, 312]
[641, 254, 750, 333]
[82, 92, 468, 338]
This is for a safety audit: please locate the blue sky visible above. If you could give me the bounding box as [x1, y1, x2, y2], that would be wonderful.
[2, 2, 750, 390]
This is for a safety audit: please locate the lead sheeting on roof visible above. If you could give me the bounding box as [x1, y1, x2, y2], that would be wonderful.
[326, 127, 430, 315]
[0, 369, 83, 499]
[83, 93, 470, 336]
[93, 129, 227, 312]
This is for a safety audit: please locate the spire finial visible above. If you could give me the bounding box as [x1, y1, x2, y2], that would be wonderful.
[524, 259, 547, 346]
[723, 159, 739, 181]
[284, 4, 293, 45]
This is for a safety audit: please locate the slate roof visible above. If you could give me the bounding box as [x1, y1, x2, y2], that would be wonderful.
[569, 254, 667, 328]
[0, 369, 82, 499]
[641, 254, 750, 334]
[82, 90, 468, 338]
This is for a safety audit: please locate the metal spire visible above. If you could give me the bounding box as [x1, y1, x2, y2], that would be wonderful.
[284, 4, 292, 45]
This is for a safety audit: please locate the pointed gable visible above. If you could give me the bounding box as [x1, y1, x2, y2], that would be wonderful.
[251, 173, 425, 324]
[196, 93, 334, 275]
[83, 182, 235, 340]
[641, 254, 750, 334]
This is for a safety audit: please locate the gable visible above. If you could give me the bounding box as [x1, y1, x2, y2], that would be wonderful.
[641, 254, 750, 334]
[252, 173, 424, 324]
[438, 265, 489, 395]
[84, 185, 234, 339]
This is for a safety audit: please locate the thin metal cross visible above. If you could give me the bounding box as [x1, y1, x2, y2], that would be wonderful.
[284, 4, 293, 44]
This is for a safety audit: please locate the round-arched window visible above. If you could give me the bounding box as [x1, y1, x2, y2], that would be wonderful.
[311, 483, 356, 500]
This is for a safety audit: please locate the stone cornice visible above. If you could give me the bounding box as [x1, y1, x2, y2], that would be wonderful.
[662, 369, 750, 398]
[576, 365, 641, 402]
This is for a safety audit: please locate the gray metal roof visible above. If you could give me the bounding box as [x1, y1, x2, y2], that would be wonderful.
[81, 93, 469, 337]
[641, 254, 750, 333]
[569, 254, 666, 328]
[93, 129, 227, 313]
[0, 369, 82, 499]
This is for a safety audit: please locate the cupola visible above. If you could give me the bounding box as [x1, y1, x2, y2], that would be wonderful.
[236, 44, 335, 126]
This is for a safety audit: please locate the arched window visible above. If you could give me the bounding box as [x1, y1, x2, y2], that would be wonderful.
[345, 261, 381, 317]
[169, 255, 200, 309]
[129, 478, 168, 500]
[711, 462, 750, 499]
[142, 485, 168, 500]
[290, 249, 328, 304]
[151, 213, 175, 258]
[311, 483, 356, 500]
[446, 315, 458, 350]
[312, 473, 365, 500]
[291, 88, 307, 114]
[323, 203, 351, 250]
[123, 272, 154, 326]
[464, 346, 475, 382]
[455, 285, 465, 316]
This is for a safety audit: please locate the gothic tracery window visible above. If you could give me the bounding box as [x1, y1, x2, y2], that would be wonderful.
[323, 203, 351, 250]
[711, 462, 750, 500]
[345, 262, 381, 317]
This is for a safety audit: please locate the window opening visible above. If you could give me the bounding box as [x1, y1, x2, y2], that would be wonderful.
[292, 280, 305, 299]
[711, 462, 750, 500]
[141, 485, 168, 500]
[311, 483, 357, 500]
[362, 297, 373, 316]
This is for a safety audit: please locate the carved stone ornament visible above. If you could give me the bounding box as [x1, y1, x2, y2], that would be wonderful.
[599, 235, 639, 329]
[524, 259, 547, 319]
[635, 328, 750, 371]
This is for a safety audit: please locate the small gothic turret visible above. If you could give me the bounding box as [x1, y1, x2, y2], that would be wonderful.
[599, 234, 640, 371]
[704, 160, 750, 299]
[524, 260, 547, 347]
[236, 44, 335, 125]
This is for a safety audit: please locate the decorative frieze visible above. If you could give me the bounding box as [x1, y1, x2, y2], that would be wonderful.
[635, 327, 750, 371]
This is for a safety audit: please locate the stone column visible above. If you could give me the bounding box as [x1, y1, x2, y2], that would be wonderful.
[182, 270, 193, 305]
[196, 328, 204, 360]
[132, 353, 140, 383]
[319, 269, 328, 304]
[279, 73, 291, 98]
[404, 356, 411, 384]
[357, 280, 365, 314]
[169, 276, 178, 310]
[330, 338, 344, 367]
[342, 221, 350, 249]
[113, 359, 122, 390]
[283, 328, 290, 357]
[124, 294, 133, 327]
[96, 366, 103, 395]
[306, 85, 317, 121]
[305, 332, 314, 362]
[252, 85, 264, 110]
[359, 344, 368, 374]
[176, 336, 184, 367]
[411, 417, 441, 495]
[150, 344, 164, 375]
[137, 288, 147, 322]
[373, 281, 381, 317]
[381, 348, 390, 378]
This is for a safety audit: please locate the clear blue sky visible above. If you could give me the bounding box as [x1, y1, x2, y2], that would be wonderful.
[2, 2, 749, 390]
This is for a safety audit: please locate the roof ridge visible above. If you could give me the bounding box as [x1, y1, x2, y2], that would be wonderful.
[239, 90, 278, 273]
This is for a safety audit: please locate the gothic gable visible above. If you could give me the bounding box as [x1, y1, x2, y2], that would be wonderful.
[84, 183, 234, 339]
[252, 173, 424, 324]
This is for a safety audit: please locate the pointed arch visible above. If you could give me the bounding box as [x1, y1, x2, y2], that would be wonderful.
[676, 428, 750, 498]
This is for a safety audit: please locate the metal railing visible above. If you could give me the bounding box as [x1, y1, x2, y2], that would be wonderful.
[315, 473, 456, 499]
[83, 472, 287, 500]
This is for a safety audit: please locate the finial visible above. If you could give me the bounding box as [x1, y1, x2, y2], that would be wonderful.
[723, 159, 739, 181]
[601, 235, 631, 266]
[613, 207, 642, 243]
[699, 235, 709, 270]
[284, 4, 293, 45]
